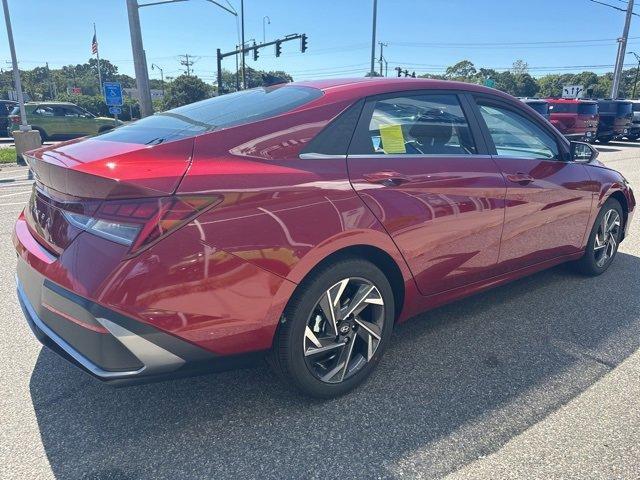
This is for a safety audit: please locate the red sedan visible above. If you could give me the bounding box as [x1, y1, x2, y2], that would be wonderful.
[14, 78, 635, 398]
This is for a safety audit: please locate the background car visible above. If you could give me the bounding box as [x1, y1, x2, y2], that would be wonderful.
[546, 98, 599, 142]
[0, 99, 18, 136]
[6, 101, 120, 140]
[596, 99, 633, 143]
[626, 100, 640, 141]
[14, 78, 635, 398]
[520, 98, 550, 119]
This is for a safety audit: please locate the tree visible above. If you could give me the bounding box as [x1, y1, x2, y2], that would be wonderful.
[513, 73, 539, 97]
[445, 60, 477, 81]
[511, 59, 529, 75]
[164, 74, 211, 108]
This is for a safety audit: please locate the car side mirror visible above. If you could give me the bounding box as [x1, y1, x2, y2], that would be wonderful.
[570, 141, 598, 163]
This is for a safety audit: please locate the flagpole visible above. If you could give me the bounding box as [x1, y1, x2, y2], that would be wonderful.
[94, 23, 103, 95]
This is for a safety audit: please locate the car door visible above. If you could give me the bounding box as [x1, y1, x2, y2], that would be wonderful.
[347, 91, 507, 296]
[472, 97, 594, 272]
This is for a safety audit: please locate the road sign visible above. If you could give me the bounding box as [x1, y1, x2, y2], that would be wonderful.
[562, 85, 584, 99]
[484, 78, 495, 88]
[103, 82, 123, 106]
[108, 106, 122, 115]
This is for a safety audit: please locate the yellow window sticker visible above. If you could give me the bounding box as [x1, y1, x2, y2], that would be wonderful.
[379, 124, 406, 154]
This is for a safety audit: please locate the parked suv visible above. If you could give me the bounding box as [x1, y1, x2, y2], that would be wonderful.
[520, 98, 550, 119]
[0, 99, 18, 136]
[546, 98, 598, 142]
[596, 99, 633, 143]
[626, 100, 640, 141]
[7, 101, 120, 140]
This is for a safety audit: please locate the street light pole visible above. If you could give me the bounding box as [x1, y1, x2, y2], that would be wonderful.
[263, 15, 270, 44]
[240, 0, 246, 89]
[2, 0, 28, 130]
[126, 0, 154, 117]
[151, 63, 164, 97]
[611, 0, 634, 99]
[369, 0, 377, 76]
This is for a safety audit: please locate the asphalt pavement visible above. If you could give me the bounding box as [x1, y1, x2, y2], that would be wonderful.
[0, 143, 639, 479]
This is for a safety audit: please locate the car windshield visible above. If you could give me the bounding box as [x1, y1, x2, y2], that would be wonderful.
[95, 85, 322, 145]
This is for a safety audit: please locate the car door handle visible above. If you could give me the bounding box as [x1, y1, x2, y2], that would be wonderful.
[506, 173, 534, 185]
[363, 171, 412, 186]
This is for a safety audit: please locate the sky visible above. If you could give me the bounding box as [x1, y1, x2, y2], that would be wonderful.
[0, 0, 638, 84]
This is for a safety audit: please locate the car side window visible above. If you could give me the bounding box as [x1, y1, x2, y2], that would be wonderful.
[351, 94, 477, 155]
[35, 106, 55, 116]
[478, 104, 559, 160]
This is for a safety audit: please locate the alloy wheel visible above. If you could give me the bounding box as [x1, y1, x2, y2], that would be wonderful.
[303, 277, 385, 384]
[594, 209, 621, 267]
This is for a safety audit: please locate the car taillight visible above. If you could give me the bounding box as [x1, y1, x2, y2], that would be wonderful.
[63, 195, 221, 256]
[9, 115, 20, 124]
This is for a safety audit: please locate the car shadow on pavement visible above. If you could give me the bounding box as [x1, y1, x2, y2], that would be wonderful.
[29, 253, 640, 479]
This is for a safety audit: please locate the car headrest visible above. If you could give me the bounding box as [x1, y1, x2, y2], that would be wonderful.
[409, 115, 453, 145]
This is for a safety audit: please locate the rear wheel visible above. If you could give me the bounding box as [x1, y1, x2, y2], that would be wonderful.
[572, 198, 623, 276]
[270, 258, 394, 398]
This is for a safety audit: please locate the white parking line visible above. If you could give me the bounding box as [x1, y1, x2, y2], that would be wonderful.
[0, 190, 30, 198]
[0, 181, 33, 188]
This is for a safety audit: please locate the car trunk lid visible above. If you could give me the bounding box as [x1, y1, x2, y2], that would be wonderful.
[23, 136, 193, 254]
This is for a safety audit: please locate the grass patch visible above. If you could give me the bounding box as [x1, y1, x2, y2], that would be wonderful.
[0, 147, 17, 164]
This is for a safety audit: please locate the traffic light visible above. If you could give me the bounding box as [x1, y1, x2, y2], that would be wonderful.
[301, 34, 308, 53]
[275, 40, 282, 57]
[253, 42, 259, 61]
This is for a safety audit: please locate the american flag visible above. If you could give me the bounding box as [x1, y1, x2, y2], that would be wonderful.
[91, 33, 98, 54]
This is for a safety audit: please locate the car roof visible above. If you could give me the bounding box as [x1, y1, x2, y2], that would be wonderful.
[545, 98, 597, 104]
[291, 77, 514, 102]
[25, 101, 76, 106]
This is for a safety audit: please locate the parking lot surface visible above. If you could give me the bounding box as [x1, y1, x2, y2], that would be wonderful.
[1, 143, 639, 479]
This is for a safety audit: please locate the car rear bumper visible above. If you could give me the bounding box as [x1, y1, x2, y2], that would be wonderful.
[15, 254, 266, 386]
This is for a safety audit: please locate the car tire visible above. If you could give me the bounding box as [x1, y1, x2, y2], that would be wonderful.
[269, 257, 395, 398]
[33, 127, 47, 141]
[572, 198, 624, 276]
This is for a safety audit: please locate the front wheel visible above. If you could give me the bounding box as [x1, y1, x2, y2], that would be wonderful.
[572, 198, 623, 276]
[270, 258, 395, 398]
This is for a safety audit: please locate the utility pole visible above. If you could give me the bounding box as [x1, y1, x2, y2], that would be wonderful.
[180, 54, 193, 75]
[3, 0, 41, 169]
[611, 0, 634, 98]
[370, 0, 378, 76]
[2, 0, 28, 130]
[126, 0, 153, 117]
[378, 41, 387, 76]
[45, 62, 54, 99]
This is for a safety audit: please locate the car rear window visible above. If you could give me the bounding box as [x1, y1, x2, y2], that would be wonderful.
[95, 85, 322, 145]
[617, 102, 632, 115]
[525, 102, 549, 116]
[578, 103, 598, 115]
